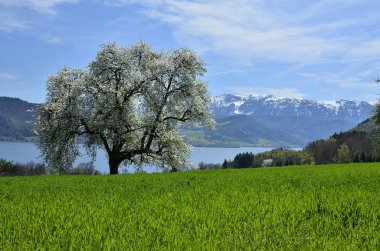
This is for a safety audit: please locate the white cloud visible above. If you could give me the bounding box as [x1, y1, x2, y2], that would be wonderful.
[0, 10, 29, 31]
[104, 0, 161, 7]
[0, 72, 18, 80]
[46, 36, 62, 44]
[332, 78, 378, 89]
[313, 71, 379, 91]
[104, 0, 380, 99]
[0, 0, 79, 32]
[229, 87, 307, 99]
[0, 0, 79, 14]
[105, 0, 380, 67]
[347, 39, 380, 60]
[299, 73, 321, 78]
[208, 67, 258, 76]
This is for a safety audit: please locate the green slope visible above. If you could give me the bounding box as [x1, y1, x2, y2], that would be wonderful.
[183, 114, 300, 147]
[304, 118, 378, 164]
[353, 118, 375, 132]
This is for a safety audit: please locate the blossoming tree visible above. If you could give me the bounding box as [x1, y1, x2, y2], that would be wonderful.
[35, 42, 214, 174]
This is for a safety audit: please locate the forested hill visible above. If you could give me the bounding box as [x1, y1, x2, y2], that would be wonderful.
[0, 97, 37, 141]
[182, 114, 300, 147]
[354, 118, 375, 132]
[304, 118, 379, 164]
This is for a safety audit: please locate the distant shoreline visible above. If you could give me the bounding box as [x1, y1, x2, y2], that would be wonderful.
[0, 138, 300, 149]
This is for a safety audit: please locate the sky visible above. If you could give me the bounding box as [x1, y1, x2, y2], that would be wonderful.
[1, 0, 380, 103]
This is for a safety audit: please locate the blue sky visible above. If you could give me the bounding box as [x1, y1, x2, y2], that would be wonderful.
[1, 0, 380, 103]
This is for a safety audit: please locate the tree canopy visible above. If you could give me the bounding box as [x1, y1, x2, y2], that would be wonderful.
[333, 143, 352, 164]
[35, 42, 214, 174]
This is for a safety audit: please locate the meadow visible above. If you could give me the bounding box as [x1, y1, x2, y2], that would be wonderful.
[1, 163, 380, 249]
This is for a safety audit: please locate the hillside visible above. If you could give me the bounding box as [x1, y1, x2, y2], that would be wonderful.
[0, 97, 37, 141]
[304, 118, 379, 164]
[183, 115, 299, 147]
[354, 118, 375, 132]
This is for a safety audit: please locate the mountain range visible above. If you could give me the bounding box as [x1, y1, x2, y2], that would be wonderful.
[183, 94, 374, 147]
[0, 95, 375, 147]
[0, 97, 37, 141]
[211, 94, 372, 122]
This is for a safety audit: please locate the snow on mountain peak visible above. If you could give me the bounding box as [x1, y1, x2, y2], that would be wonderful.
[211, 94, 373, 122]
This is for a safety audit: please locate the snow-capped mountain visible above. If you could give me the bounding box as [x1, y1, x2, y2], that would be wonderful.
[0, 95, 374, 148]
[211, 94, 373, 124]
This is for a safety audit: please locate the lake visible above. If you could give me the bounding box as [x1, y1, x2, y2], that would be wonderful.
[0, 141, 273, 173]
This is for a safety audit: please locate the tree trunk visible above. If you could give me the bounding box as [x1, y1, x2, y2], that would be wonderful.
[109, 157, 121, 175]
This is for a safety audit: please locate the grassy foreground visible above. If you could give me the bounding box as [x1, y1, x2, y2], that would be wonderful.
[1, 163, 380, 249]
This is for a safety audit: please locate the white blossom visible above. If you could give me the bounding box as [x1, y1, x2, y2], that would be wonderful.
[35, 41, 214, 174]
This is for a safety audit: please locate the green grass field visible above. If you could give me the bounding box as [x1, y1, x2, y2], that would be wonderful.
[1, 163, 380, 249]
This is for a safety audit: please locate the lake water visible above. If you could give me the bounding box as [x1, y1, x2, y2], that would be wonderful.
[0, 142, 273, 174]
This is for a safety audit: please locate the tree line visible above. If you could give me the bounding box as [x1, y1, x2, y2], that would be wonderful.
[304, 130, 379, 164]
[199, 148, 314, 170]
[0, 159, 101, 176]
[199, 119, 380, 169]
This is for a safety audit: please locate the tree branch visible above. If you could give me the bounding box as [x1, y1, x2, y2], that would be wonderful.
[163, 110, 192, 122]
